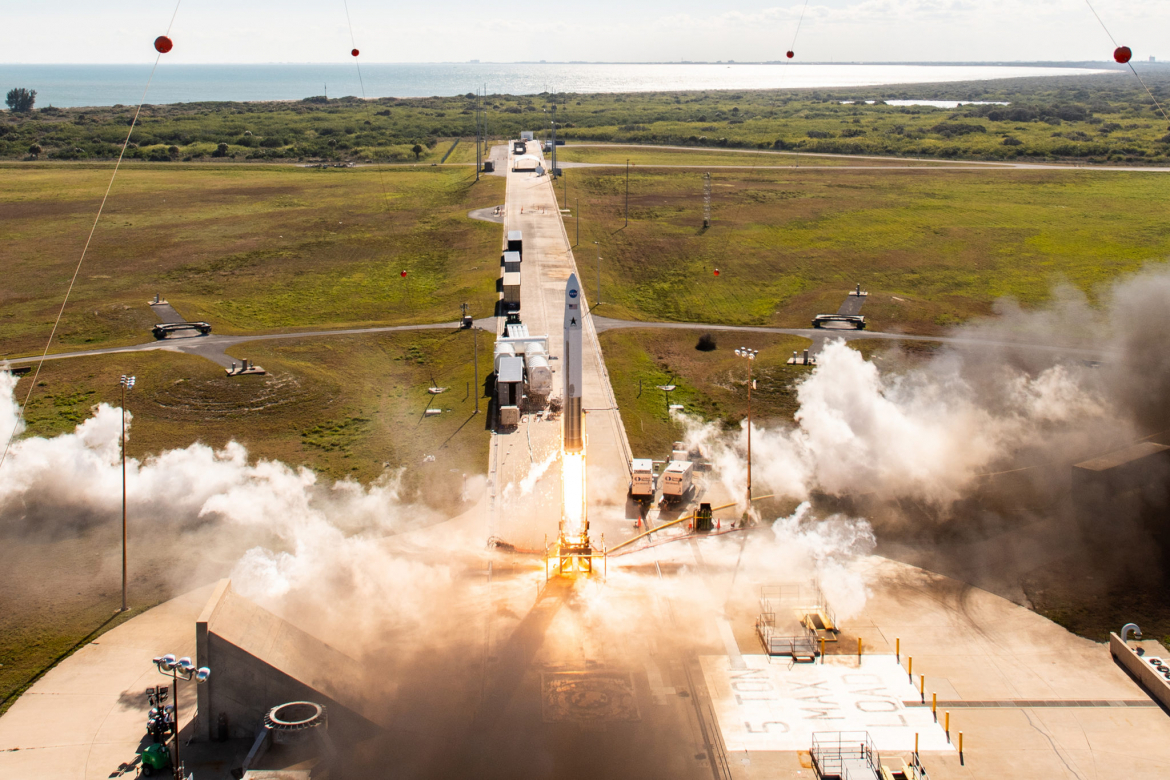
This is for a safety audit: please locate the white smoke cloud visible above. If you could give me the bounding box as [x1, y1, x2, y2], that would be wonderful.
[0, 375, 462, 649]
[681, 334, 1120, 510]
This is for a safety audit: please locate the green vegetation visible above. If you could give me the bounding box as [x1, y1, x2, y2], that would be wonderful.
[600, 328, 813, 458]
[573, 166, 1170, 334]
[2, 71, 1169, 163]
[16, 328, 493, 496]
[0, 165, 504, 357]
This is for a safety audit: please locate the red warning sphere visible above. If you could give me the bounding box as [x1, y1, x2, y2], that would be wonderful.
[1114, 46, 1132, 64]
[786, 51, 795, 59]
[401, 270, 407, 278]
[154, 36, 174, 54]
[351, 48, 360, 57]
[714, 268, 720, 276]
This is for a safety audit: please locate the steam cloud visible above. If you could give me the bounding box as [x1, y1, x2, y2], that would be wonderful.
[683, 268, 1170, 515]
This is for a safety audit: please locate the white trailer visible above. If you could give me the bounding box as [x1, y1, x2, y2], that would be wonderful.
[660, 460, 694, 504]
[630, 459, 656, 499]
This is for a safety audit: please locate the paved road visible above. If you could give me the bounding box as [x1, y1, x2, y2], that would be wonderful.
[488, 140, 637, 552]
[592, 315, 1111, 357]
[1, 311, 1108, 377]
[0, 322, 468, 371]
[562, 142, 1170, 173]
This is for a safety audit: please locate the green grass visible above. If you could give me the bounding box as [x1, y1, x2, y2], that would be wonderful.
[0, 164, 504, 357]
[599, 327, 814, 459]
[15, 328, 494, 497]
[574, 166, 1170, 335]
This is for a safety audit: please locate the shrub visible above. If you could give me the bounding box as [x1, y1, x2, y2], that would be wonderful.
[696, 333, 717, 351]
[28, 143, 42, 155]
[930, 122, 986, 137]
[212, 142, 229, 157]
[1002, 136, 1023, 146]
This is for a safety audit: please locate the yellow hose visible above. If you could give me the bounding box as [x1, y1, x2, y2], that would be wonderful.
[609, 494, 775, 553]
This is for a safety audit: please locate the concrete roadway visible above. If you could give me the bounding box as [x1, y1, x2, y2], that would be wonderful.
[487, 139, 636, 553]
[0, 313, 1108, 376]
[559, 142, 1170, 173]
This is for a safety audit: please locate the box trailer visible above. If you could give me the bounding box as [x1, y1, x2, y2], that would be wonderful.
[502, 271, 521, 311]
[660, 460, 694, 504]
[507, 230, 523, 258]
[502, 250, 521, 273]
[630, 459, 656, 499]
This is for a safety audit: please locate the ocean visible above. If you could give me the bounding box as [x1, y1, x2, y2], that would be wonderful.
[0, 63, 1108, 109]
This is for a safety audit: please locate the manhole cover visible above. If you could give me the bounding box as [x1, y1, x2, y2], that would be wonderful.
[542, 671, 640, 723]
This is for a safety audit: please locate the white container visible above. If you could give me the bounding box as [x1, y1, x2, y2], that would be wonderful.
[525, 352, 552, 396]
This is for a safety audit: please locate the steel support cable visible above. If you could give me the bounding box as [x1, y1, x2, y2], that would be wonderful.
[0, 2, 183, 473]
[1082, 0, 1169, 122]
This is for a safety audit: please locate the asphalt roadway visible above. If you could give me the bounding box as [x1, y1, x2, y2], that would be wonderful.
[0, 313, 1110, 376]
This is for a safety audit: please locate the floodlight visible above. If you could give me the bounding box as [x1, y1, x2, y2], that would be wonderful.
[196, 667, 211, 683]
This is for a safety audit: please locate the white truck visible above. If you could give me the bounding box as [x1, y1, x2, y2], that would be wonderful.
[660, 460, 694, 504]
[630, 459, 656, 501]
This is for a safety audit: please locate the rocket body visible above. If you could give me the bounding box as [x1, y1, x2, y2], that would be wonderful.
[563, 274, 584, 453]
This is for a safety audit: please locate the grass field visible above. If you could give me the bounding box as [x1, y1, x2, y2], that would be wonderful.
[556, 145, 951, 167]
[571, 166, 1170, 334]
[14, 328, 493, 496]
[0, 164, 504, 357]
[599, 327, 816, 458]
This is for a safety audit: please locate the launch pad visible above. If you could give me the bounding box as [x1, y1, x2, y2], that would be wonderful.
[545, 531, 606, 578]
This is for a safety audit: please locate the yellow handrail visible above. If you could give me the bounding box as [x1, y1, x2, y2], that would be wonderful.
[609, 494, 776, 553]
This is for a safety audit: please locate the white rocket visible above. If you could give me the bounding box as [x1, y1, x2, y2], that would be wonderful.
[563, 273, 584, 453]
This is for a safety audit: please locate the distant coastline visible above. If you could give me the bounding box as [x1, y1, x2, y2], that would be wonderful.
[0, 62, 1126, 108]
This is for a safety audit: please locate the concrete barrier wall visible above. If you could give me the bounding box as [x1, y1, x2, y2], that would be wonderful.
[1110, 632, 1170, 710]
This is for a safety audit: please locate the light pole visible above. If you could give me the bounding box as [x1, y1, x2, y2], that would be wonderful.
[625, 159, 630, 227]
[734, 348, 758, 513]
[152, 654, 210, 780]
[119, 374, 135, 613]
[594, 241, 601, 307]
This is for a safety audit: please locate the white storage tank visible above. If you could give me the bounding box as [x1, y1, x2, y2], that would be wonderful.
[525, 351, 552, 396]
[493, 341, 516, 374]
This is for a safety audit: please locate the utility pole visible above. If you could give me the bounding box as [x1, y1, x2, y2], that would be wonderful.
[473, 325, 480, 414]
[734, 349, 758, 514]
[703, 171, 712, 228]
[475, 87, 481, 182]
[594, 240, 602, 307]
[625, 159, 630, 227]
[575, 197, 579, 247]
[119, 374, 135, 613]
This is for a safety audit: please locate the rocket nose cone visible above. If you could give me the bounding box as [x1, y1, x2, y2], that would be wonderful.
[566, 274, 580, 303]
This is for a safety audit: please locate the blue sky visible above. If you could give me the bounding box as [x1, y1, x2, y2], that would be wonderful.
[1, 0, 1163, 64]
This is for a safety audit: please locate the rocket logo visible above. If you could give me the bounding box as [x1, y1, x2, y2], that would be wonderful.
[569, 289, 578, 299]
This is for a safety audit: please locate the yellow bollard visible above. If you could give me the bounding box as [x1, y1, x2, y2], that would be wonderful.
[896, 637, 900, 662]
[908, 656, 913, 683]
[932, 692, 937, 722]
[858, 637, 862, 664]
[820, 636, 825, 664]
[920, 674, 925, 704]
[945, 711, 950, 742]
[914, 732, 919, 754]
[959, 731, 964, 760]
